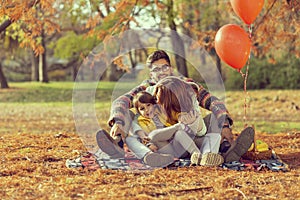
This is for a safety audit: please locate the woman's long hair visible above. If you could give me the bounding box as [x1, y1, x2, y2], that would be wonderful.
[154, 76, 194, 123]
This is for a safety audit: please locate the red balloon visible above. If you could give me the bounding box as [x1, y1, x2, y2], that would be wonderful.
[230, 0, 264, 25]
[215, 24, 251, 70]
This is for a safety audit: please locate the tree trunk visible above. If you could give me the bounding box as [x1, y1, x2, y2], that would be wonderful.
[72, 63, 78, 81]
[216, 53, 222, 79]
[31, 50, 39, 81]
[0, 63, 9, 88]
[109, 63, 124, 81]
[214, 0, 222, 79]
[170, 30, 187, 76]
[166, 0, 188, 77]
[39, 30, 49, 83]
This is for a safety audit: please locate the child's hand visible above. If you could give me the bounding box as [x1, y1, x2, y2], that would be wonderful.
[141, 136, 151, 145]
[137, 130, 147, 139]
[148, 144, 158, 152]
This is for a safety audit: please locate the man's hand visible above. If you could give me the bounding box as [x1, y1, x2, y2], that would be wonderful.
[110, 123, 126, 141]
[221, 127, 234, 145]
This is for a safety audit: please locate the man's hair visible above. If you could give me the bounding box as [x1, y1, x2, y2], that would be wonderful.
[146, 50, 171, 68]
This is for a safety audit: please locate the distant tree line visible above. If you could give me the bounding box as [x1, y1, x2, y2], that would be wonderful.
[0, 0, 299, 89]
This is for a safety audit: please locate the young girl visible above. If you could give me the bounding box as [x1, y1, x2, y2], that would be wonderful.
[132, 91, 170, 152]
[153, 76, 224, 166]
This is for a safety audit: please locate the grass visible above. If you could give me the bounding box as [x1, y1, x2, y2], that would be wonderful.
[1, 82, 300, 134]
[0, 81, 140, 105]
[233, 121, 300, 134]
[0, 81, 138, 102]
[0, 81, 134, 134]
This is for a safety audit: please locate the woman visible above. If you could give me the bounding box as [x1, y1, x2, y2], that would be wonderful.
[152, 76, 224, 166]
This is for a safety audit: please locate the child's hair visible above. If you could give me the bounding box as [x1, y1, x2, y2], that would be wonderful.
[133, 91, 157, 114]
[154, 76, 194, 122]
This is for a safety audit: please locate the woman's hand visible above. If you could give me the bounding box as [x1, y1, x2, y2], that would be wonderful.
[178, 110, 199, 124]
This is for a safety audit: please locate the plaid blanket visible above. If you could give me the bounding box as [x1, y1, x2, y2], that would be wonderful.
[66, 149, 289, 172]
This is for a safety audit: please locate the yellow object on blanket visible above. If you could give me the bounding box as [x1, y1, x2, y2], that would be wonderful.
[243, 139, 272, 160]
[248, 140, 269, 152]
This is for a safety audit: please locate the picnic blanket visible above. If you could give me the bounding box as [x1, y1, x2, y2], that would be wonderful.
[66, 148, 289, 172]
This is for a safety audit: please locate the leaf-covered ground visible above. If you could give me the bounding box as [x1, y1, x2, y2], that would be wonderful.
[0, 89, 300, 199]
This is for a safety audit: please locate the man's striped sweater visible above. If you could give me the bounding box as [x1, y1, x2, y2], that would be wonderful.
[108, 76, 233, 129]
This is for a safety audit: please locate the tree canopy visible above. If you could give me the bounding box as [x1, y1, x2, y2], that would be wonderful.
[0, 0, 299, 87]
[1, 0, 298, 57]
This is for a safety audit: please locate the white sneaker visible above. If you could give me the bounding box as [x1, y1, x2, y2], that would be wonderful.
[200, 153, 224, 166]
[190, 152, 202, 165]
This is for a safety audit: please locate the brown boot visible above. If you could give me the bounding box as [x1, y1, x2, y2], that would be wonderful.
[96, 129, 125, 159]
[223, 127, 255, 163]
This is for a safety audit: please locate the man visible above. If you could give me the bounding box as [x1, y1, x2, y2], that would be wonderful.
[96, 50, 254, 167]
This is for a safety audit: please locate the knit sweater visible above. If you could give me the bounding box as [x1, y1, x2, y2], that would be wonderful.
[108, 76, 233, 128]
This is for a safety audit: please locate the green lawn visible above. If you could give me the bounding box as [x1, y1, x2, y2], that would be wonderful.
[1, 81, 299, 134]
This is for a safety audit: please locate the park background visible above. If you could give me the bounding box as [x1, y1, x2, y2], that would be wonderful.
[0, 1, 299, 199]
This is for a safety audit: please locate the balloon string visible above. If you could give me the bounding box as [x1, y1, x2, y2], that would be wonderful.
[239, 25, 253, 125]
[238, 64, 249, 124]
[248, 24, 253, 39]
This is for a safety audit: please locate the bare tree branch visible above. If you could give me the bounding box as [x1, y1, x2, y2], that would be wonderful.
[0, 20, 12, 33]
[253, 0, 278, 33]
[0, 0, 40, 33]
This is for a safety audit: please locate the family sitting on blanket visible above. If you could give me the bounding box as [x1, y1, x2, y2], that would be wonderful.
[96, 50, 255, 167]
